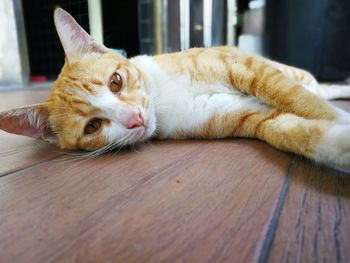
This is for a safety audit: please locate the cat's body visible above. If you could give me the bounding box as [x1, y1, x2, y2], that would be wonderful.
[135, 48, 336, 141]
[1, 8, 350, 170]
[135, 48, 350, 169]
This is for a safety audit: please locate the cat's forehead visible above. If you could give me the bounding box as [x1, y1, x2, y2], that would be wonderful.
[57, 53, 140, 86]
[65, 54, 124, 78]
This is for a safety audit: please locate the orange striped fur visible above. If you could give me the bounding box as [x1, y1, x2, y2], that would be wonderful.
[1, 8, 350, 170]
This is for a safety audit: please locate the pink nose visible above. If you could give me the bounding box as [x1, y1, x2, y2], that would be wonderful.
[127, 111, 144, 129]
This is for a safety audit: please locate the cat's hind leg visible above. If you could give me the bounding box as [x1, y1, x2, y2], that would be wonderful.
[267, 60, 350, 100]
[230, 56, 350, 125]
[317, 84, 350, 100]
[222, 55, 339, 121]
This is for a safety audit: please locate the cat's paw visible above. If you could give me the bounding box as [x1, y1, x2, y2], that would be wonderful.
[335, 107, 350, 125]
[315, 124, 350, 170]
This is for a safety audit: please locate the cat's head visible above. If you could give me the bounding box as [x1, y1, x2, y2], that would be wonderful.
[0, 8, 156, 151]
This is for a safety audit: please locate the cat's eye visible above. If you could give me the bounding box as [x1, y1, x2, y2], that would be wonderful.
[110, 72, 123, 93]
[84, 118, 103, 135]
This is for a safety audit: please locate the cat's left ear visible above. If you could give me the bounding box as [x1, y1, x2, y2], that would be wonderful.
[54, 8, 108, 61]
[0, 103, 57, 143]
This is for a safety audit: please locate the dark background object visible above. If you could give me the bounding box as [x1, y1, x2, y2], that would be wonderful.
[211, 0, 227, 46]
[265, 0, 350, 81]
[138, 0, 153, 54]
[102, 0, 139, 57]
[23, 0, 140, 80]
[22, 0, 90, 80]
[137, 0, 229, 54]
[190, 0, 204, 47]
[167, 0, 181, 52]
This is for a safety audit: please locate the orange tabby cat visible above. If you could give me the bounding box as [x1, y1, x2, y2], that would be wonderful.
[1, 8, 350, 169]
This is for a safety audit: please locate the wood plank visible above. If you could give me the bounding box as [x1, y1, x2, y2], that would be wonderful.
[0, 89, 60, 175]
[0, 133, 60, 176]
[0, 140, 290, 263]
[267, 159, 350, 263]
[266, 100, 350, 262]
[0, 89, 49, 110]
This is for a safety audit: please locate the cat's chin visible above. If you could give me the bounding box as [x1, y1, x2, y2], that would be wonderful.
[140, 111, 157, 140]
[139, 119, 156, 142]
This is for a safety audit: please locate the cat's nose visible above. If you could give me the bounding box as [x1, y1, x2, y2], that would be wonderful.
[127, 111, 144, 129]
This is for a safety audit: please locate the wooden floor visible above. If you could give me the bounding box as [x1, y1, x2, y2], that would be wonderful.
[0, 89, 350, 263]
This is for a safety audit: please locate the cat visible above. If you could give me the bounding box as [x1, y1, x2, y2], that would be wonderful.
[1, 8, 350, 170]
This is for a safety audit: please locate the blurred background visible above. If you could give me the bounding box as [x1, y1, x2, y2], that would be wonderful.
[0, 0, 349, 89]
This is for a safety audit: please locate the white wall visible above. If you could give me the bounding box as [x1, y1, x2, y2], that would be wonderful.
[0, 0, 26, 84]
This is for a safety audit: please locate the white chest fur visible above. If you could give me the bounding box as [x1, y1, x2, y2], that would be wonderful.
[131, 55, 269, 139]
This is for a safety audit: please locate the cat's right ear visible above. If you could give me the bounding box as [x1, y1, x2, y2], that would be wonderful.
[0, 103, 57, 143]
[54, 8, 108, 61]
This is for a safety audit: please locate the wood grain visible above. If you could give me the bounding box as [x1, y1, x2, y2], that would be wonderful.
[267, 159, 350, 263]
[0, 133, 60, 176]
[1, 89, 350, 262]
[0, 89, 49, 111]
[0, 140, 290, 263]
[0, 89, 60, 175]
[265, 101, 350, 263]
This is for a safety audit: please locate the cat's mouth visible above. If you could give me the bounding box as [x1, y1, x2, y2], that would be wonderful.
[126, 117, 148, 139]
[132, 117, 155, 143]
[123, 108, 156, 145]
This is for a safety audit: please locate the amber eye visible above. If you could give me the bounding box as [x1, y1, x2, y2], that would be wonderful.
[84, 118, 103, 135]
[110, 72, 123, 93]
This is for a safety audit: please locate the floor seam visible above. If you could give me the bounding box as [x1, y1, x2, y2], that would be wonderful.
[257, 156, 296, 263]
[0, 154, 65, 179]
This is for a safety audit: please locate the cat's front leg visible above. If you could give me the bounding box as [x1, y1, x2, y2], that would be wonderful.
[256, 113, 350, 170]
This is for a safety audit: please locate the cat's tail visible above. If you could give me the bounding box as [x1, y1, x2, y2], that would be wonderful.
[317, 83, 350, 100]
